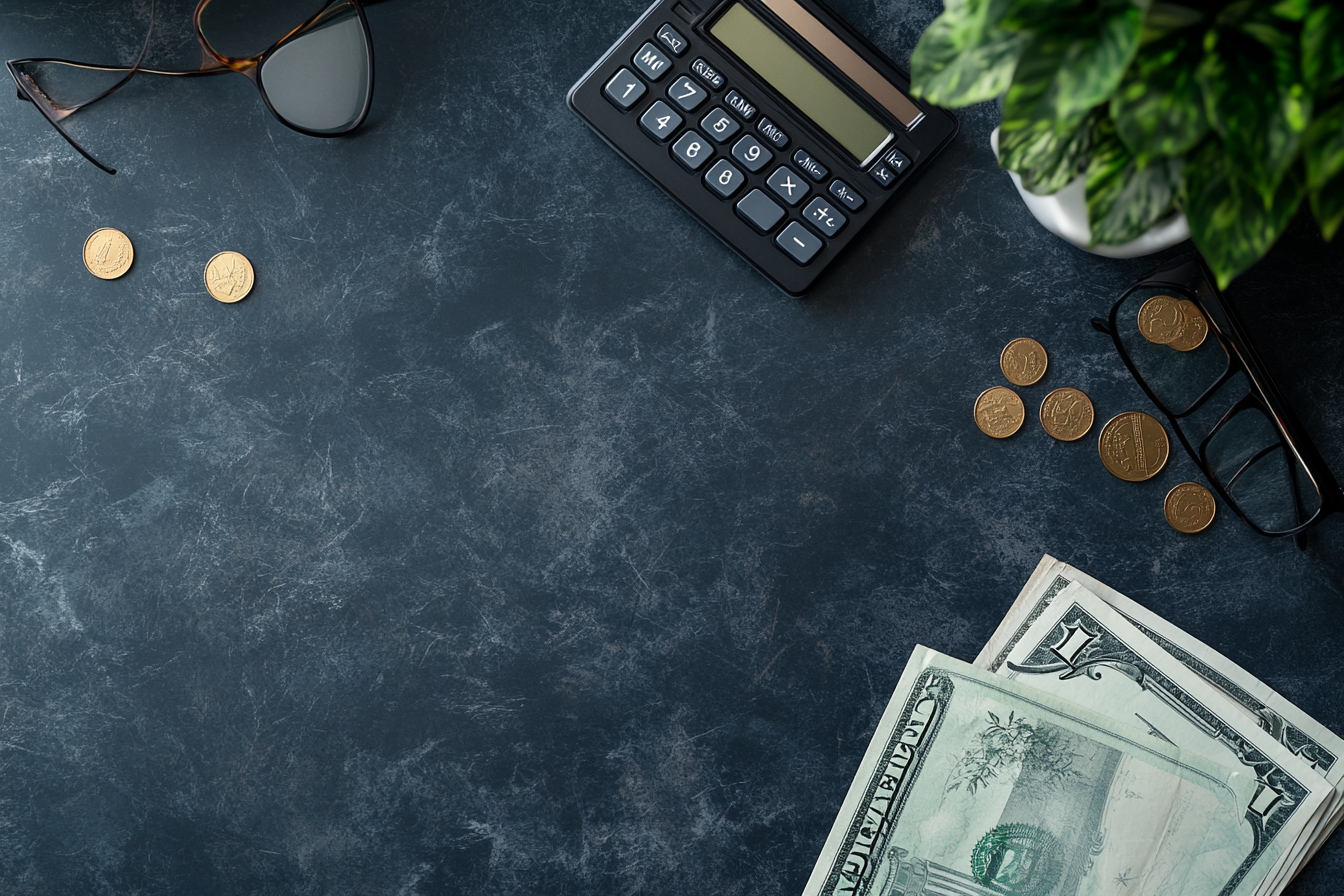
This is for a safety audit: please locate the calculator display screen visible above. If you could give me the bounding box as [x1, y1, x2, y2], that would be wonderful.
[710, 3, 892, 165]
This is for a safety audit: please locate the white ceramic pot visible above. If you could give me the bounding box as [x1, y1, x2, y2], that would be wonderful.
[990, 127, 1190, 259]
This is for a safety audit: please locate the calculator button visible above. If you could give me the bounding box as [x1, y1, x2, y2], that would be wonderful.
[776, 222, 823, 265]
[883, 147, 913, 175]
[802, 197, 846, 237]
[731, 135, 773, 172]
[828, 179, 865, 211]
[656, 23, 689, 57]
[603, 69, 647, 110]
[667, 76, 708, 112]
[639, 100, 683, 143]
[756, 117, 790, 150]
[724, 90, 757, 121]
[690, 57, 726, 90]
[868, 162, 896, 188]
[736, 189, 786, 232]
[700, 107, 741, 144]
[671, 130, 714, 170]
[632, 42, 673, 81]
[791, 149, 828, 183]
[704, 159, 746, 198]
[766, 166, 808, 206]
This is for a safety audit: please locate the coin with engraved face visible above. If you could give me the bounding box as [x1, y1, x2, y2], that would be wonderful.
[1167, 300, 1209, 352]
[1098, 411, 1170, 481]
[1000, 337, 1048, 386]
[1039, 387, 1095, 441]
[1137, 295, 1186, 345]
[205, 251, 254, 303]
[1164, 481, 1216, 533]
[974, 386, 1026, 438]
[83, 227, 134, 280]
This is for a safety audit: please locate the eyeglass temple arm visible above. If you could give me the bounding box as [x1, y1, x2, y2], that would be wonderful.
[7, 0, 157, 175]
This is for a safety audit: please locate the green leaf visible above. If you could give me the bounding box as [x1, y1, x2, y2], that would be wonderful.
[1198, 27, 1309, 206]
[1304, 99, 1344, 188]
[1309, 170, 1344, 240]
[1110, 32, 1208, 160]
[1270, 0, 1310, 22]
[1001, 1, 1149, 131]
[999, 110, 1101, 194]
[1085, 121, 1182, 244]
[1183, 138, 1305, 287]
[1141, 3, 1205, 43]
[910, 0, 1030, 107]
[1303, 1, 1344, 92]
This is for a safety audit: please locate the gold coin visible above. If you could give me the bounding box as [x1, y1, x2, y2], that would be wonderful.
[1137, 295, 1187, 345]
[204, 251, 255, 303]
[1167, 300, 1209, 352]
[82, 227, 134, 279]
[974, 386, 1026, 438]
[1098, 411, 1170, 482]
[1164, 481, 1216, 533]
[1000, 337, 1047, 386]
[1039, 387, 1095, 441]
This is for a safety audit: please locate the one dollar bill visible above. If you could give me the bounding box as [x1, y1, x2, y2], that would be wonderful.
[803, 646, 1268, 896]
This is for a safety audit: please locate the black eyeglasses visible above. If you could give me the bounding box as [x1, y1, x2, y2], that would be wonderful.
[7, 0, 374, 175]
[1092, 253, 1344, 542]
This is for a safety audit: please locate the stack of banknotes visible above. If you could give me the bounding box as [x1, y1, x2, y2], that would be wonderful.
[803, 556, 1343, 896]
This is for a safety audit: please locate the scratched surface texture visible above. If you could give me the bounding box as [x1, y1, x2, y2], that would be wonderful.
[1, 0, 1342, 893]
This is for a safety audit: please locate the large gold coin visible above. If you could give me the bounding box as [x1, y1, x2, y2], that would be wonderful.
[1098, 411, 1170, 482]
[1167, 300, 1209, 352]
[1039, 387, 1095, 441]
[1164, 481, 1216, 533]
[1137, 295, 1186, 345]
[974, 386, 1026, 438]
[1000, 337, 1047, 386]
[204, 251, 254, 303]
[83, 227, 134, 280]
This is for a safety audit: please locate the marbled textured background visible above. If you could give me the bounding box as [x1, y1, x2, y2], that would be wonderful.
[1, 0, 1342, 893]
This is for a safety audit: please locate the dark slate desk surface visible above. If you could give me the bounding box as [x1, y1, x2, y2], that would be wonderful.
[2, 0, 1342, 893]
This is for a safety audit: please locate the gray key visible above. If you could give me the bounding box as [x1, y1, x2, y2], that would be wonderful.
[828, 179, 865, 212]
[766, 166, 807, 206]
[731, 135, 773, 173]
[703, 159, 745, 198]
[802, 197, 846, 237]
[632, 42, 673, 81]
[603, 68, 646, 110]
[656, 22, 688, 57]
[639, 100, 683, 143]
[700, 107, 740, 144]
[671, 130, 714, 171]
[775, 222, 823, 264]
[735, 189, 785, 233]
[667, 76, 708, 112]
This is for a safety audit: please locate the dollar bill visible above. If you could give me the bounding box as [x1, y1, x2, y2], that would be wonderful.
[977, 581, 1331, 896]
[803, 646, 1270, 896]
[976, 556, 1344, 872]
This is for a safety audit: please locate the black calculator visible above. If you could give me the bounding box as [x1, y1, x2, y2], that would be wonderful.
[567, 0, 957, 296]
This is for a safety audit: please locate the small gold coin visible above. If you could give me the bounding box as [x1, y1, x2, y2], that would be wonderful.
[974, 386, 1026, 438]
[1000, 337, 1048, 386]
[1039, 387, 1095, 441]
[82, 227, 134, 279]
[204, 251, 255, 303]
[1167, 300, 1209, 352]
[1098, 411, 1170, 482]
[1164, 481, 1216, 533]
[1137, 295, 1187, 345]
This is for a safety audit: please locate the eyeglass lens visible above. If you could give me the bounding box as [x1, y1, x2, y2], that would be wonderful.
[259, 4, 370, 133]
[1113, 285, 1322, 534]
[199, 0, 370, 134]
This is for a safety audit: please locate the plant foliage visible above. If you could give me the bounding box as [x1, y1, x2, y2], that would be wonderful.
[911, 0, 1344, 286]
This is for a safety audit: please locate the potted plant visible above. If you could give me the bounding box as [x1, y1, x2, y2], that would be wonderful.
[909, 0, 1343, 287]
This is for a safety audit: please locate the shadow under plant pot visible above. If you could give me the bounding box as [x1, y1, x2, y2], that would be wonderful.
[990, 128, 1190, 259]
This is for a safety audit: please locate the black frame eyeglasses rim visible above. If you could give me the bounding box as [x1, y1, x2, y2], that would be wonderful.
[1092, 253, 1344, 539]
[6, 0, 374, 175]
